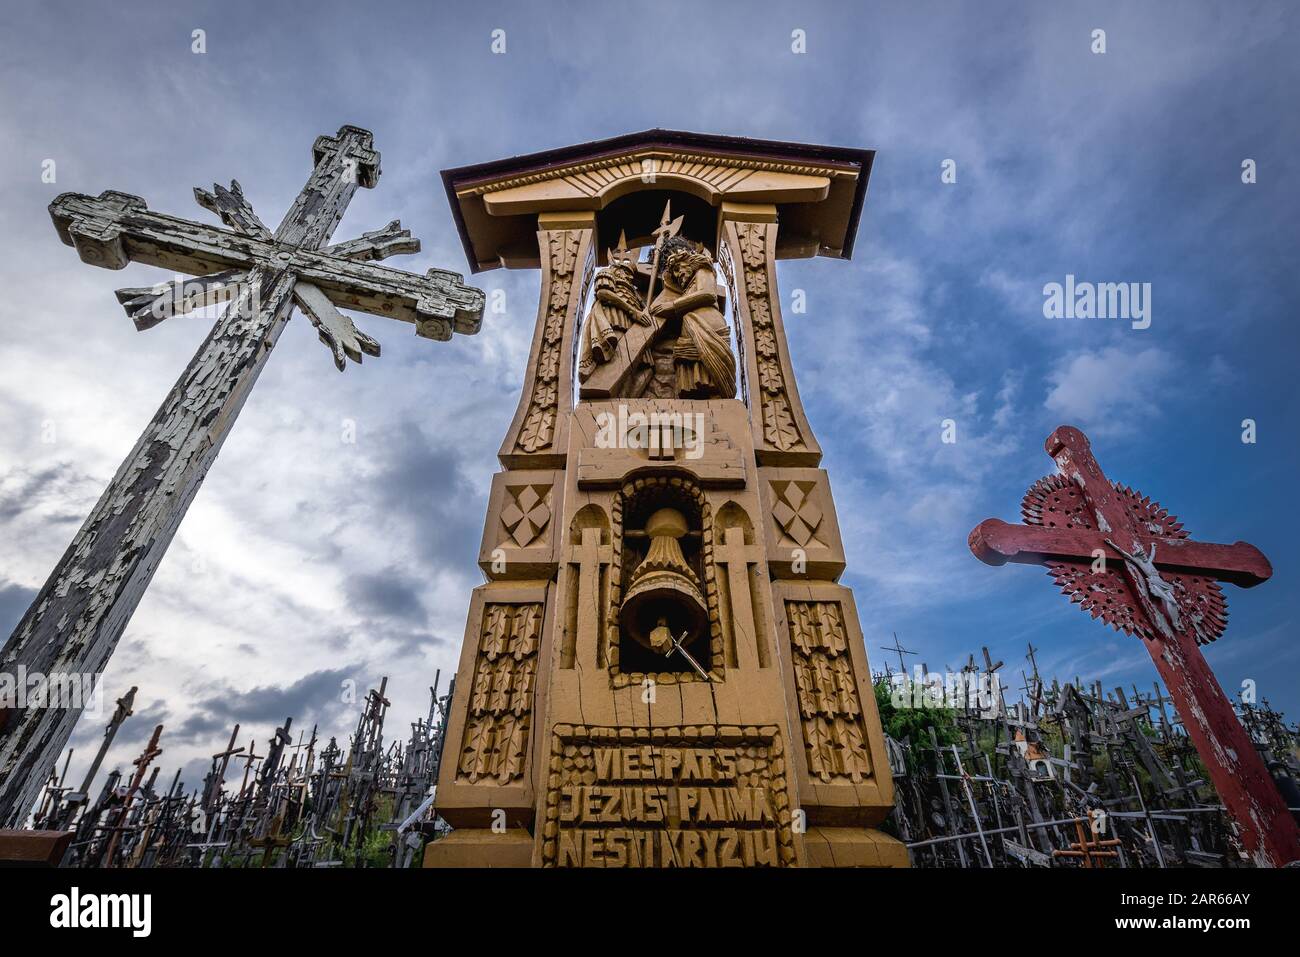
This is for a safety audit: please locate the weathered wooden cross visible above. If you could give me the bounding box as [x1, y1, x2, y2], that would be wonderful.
[203, 723, 244, 813]
[0, 126, 485, 824]
[969, 425, 1300, 866]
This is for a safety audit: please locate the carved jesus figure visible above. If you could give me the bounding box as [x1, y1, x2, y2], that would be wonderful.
[578, 236, 737, 400]
[640, 237, 736, 399]
[631, 239, 738, 403]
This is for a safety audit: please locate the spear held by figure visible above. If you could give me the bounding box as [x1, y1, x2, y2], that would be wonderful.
[642, 200, 685, 324]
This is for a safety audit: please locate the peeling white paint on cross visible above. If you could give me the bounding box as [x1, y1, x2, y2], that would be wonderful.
[0, 126, 485, 824]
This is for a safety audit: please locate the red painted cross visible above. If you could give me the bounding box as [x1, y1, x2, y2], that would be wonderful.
[970, 425, 1299, 866]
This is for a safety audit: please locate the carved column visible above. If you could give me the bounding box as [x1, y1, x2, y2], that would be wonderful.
[497, 213, 595, 471]
[718, 206, 821, 468]
[721, 203, 900, 865]
[429, 214, 593, 867]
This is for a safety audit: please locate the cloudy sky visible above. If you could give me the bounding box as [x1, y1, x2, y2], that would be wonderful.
[1, 0, 1296, 800]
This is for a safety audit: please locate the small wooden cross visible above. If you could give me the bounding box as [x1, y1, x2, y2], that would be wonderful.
[1052, 816, 1122, 868]
[970, 425, 1300, 866]
[880, 631, 917, 676]
[204, 723, 244, 812]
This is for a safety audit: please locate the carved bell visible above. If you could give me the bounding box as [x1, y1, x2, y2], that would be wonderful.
[619, 508, 708, 655]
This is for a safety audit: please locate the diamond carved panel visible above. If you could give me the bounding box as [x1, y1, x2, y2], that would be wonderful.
[479, 469, 563, 580]
[760, 468, 844, 580]
[501, 483, 553, 548]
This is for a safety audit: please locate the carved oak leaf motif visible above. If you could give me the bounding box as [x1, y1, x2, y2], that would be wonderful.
[513, 604, 543, 658]
[489, 662, 513, 713]
[481, 605, 511, 659]
[460, 717, 493, 780]
[470, 663, 492, 713]
[739, 226, 767, 268]
[533, 382, 558, 408]
[746, 271, 768, 298]
[833, 658, 860, 716]
[763, 397, 801, 451]
[549, 232, 579, 277]
[544, 312, 564, 342]
[537, 350, 561, 382]
[754, 328, 778, 357]
[804, 718, 833, 781]
[816, 604, 847, 654]
[519, 408, 556, 452]
[758, 358, 784, 394]
[792, 659, 816, 715]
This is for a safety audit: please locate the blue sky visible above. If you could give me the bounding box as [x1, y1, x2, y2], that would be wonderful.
[0, 0, 1296, 792]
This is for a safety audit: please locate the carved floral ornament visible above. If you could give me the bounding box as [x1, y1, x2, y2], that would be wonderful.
[727, 222, 806, 453]
[515, 230, 586, 455]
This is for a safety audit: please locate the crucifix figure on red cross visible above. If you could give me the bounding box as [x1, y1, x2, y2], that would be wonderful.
[970, 425, 1300, 866]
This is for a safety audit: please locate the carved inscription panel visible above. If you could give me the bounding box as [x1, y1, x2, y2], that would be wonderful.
[540, 725, 796, 867]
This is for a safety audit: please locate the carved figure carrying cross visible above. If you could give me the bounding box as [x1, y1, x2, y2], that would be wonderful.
[0, 126, 485, 825]
[969, 425, 1300, 866]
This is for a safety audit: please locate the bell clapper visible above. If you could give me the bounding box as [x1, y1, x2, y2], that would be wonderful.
[662, 628, 713, 682]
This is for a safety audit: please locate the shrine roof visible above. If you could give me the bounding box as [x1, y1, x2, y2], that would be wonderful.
[441, 129, 874, 272]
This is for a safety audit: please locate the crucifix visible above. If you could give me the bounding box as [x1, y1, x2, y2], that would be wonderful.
[1024, 642, 1044, 718]
[981, 646, 1005, 716]
[238, 737, 263, 800]
[0, 126, 485, 824]
[969, 424, 1300, 866]
[56, 685, 138, 829]
[102, 722, 163, 867]
[259, 717, 294, 793]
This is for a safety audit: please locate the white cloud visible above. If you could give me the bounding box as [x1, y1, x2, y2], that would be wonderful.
[1044, 345, 1176, 431]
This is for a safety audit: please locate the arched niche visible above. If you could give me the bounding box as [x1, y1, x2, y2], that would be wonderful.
[715, 500, 755, 546]
[569, 502, 610, 545]
[607, 474, 724, 685]
[596, 189, 717, 260]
